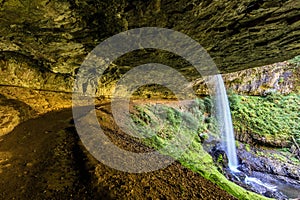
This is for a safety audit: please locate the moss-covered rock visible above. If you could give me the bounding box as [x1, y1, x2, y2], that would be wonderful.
[229, 93, 300, 147]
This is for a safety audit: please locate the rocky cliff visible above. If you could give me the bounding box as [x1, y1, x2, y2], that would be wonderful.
[193, 60, 299, 96]
[1, 0, 299, 84]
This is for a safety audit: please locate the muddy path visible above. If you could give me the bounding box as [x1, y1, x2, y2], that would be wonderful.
[0, 103, 236, 199]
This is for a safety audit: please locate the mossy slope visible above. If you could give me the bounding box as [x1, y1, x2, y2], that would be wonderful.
[131, 99, 272, 200]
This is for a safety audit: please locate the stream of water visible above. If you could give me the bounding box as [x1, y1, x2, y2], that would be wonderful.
[213, 74, 284, 196]
[214, 74, 239, 170]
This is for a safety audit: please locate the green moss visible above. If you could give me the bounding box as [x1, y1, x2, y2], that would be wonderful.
[271, 153, 287, 162]
[256, 151, 265, 157]
[217, 154, 224, 163]
[229, 93, 300, 146]
[278, 77, 284, 84]
[290, 156, 300, 164]
[131, 91, 300, 199]
[131, 101, 272, 200]
[245, 144, 251, 152]
[289, 55, 300, 65]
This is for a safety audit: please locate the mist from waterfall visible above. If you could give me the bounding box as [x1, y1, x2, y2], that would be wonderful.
[214, 74, 239, 170]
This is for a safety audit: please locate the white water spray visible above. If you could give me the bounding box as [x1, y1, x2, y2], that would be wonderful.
[213, 74, 277, 192]
[214, 74, 238, 170]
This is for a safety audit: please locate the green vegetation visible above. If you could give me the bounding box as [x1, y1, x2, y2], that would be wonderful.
[131, 99, 272, 200]
[289, 55, 300, 66]
[245, 144, 251, 152]
[229, 92, 300, 146]
[271, 153, 287, 163]
[131, 92, 299, 199]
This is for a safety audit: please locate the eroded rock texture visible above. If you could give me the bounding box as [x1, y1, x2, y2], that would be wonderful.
[0, 0, 299, 93]
[194, 60, 300, 95]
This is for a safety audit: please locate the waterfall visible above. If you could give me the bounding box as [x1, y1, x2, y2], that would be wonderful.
[214, 74, 239, 170]
[212, 75, 279, 194]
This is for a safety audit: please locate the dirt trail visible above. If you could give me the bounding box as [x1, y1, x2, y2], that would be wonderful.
[0, 109, 95, 199]
[0, 103, 236, 199]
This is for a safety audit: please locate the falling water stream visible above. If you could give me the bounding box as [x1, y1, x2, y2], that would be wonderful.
[213, 74, 280, 194]
[214, 74, 239, 170]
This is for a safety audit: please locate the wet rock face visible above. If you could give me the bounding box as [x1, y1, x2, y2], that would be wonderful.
[213, 142, 300, 200]
[210, 144, 229, 169]
[223, 62, 299, 95]
[0, 0, 299, 88]
[238, 148, 300, 181]
[209, 143, 291, 199]
[194, 61, 300, 96]
[236, 143, 300, 191]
